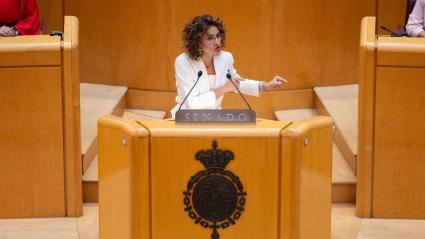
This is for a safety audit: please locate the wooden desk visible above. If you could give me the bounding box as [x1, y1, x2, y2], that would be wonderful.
[357, 16, 425, 219]
[0, 16, 82, 218]
[98, 116, 333, 239]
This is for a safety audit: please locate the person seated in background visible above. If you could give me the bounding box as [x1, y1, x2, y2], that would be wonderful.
[0, 0, 41, 37]
[171, 15, 287, 118]
[406, 0, 425, 37]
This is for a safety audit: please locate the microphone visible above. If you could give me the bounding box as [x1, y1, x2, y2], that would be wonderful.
[379, 25, 401, 37]
[226, 71, 252, 110]
[178, 71, 203, 110]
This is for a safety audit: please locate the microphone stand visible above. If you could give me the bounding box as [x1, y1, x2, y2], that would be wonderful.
[226, 72, 252, 111]
[178, 71, 203, 111]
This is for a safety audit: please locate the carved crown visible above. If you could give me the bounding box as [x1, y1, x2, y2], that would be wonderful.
[195, 140, 234, 171]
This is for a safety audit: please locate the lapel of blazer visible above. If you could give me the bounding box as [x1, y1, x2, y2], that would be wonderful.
[190, 52, 226, 90]
[213, 53, 224, 88]
[191, 57, 209, 91]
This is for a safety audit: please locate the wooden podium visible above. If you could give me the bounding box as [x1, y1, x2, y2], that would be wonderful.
[0, 16, 81, 218]
[98, 116, 332, 239]
[357, 17, 425, 219]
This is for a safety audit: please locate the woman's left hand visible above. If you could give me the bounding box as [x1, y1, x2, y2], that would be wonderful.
[0, 26, 17, 37]
[263, 76, 288, 91]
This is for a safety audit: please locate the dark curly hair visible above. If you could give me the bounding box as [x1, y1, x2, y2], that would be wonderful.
[182, 15, 226, 60]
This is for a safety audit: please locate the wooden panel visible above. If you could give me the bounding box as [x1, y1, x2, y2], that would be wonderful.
[356, 16, 376, 218]
[63, 16, 82, 216]
[65, 0, 169, 90]
[150, 137, 280, 239]
[377, 37, 425, 67]
[332, 184, 356, 204]
[167, 0, 273, 87]
[377, 0, 406, 35]
[126, 90, 177, 118]
[99, 116, 333, 238]
[65, 0, 375, 90]
[82, 182, 98, 203]
[273, 0, 375, 90]
[373, 68, 425, 219]
[38, 0, 64, 33]
[0, 36, 61, 67]
[281, 117, 333, 239]
[126, 89, 314, 119]
[0, 67, 65, 218]
[98, 116, 150, 239]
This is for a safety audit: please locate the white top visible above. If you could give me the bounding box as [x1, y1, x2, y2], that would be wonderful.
[207, 74, 224, 109]
[171, 51, 261, 118]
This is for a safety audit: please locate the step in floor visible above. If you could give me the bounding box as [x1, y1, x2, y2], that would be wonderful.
[314, 84, 358, 173]
[314, 84, 358, 157]
[82, 155, 97, 183]
[123, 109, 166, 121]
[275, 108, 356, 203]
[80, 83, 128, 172]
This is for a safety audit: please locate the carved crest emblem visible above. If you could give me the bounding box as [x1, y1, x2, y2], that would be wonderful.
[183, 140, 247, 239]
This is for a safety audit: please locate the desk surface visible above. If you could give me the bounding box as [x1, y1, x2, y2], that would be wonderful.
[0, 35, 62, 67]
[136, 118, 292, 137]
[375, 36, 425, 67]
[0, 35, 61, 52]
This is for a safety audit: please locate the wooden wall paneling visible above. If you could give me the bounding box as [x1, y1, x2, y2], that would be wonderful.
[65, 0, 170, 90]
[63, 16, 82, 216]
[38, 0, 64, 34]
[125, 89, 177, 117]
[167, 0, 273, 89]
[356, 16, 376, 218]
[98, 116, 150, 239]
[373, 67, 425, 219]
[215, 0, 273, 83]
[65, 0, 379, 90]
[281, 116, 333, 239]
[376, 0, 407, 35]
[0, 67, 65, 218]
[273, 0, 376, 90]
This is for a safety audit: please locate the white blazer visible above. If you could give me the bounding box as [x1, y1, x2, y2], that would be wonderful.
[171, 51, 260, 118]
[406, 0, 425, 37]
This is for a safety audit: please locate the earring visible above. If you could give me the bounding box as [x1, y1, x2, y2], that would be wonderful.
[198, 48, 202, 56]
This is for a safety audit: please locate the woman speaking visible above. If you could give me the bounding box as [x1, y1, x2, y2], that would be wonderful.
[171, 15, 287, 118]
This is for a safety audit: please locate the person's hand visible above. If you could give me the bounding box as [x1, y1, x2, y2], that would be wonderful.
[214, 76, 240, 98]
[417, 31, 425, 38]
[0, 26, 17, 37]
[263, 75, 288, 91]
[223, 76, 240, 92]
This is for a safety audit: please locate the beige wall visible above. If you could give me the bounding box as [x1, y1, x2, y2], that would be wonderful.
[36, 0, 406, 90]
